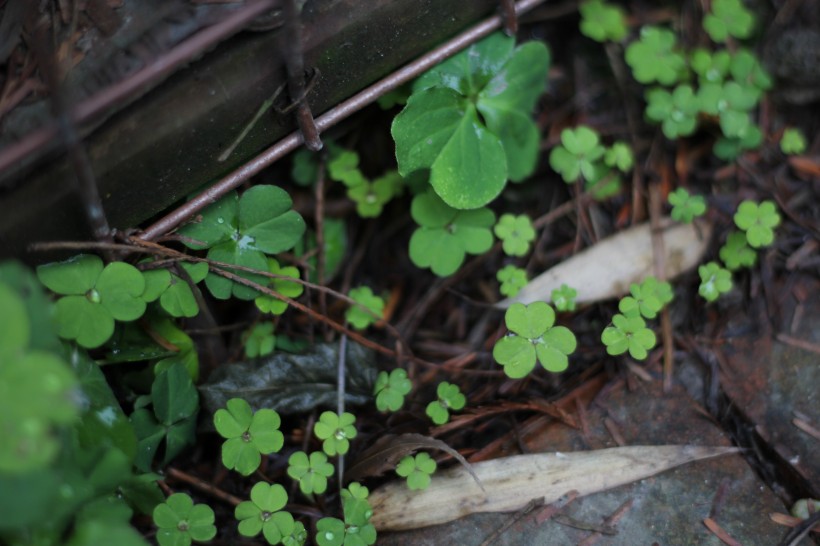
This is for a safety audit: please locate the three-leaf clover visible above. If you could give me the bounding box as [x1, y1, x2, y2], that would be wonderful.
[255, 258, 304, 315]
[37, 254, 146, 348]
[235, 482, 295, 544]
[242, 322, 276, 358]
[347, 172, 403, 218]
[393, 32, 550, 209]
[601, 313, 657, 360]
[713, 124, 763, 160]
[549, 125, 606, 182]
[153, 493, 216, 546]
[178, 185, 306, 300]
[373, 369, 413, 412]
[729, 49, 772, 93]
[703, 0, 755, 42]
[668, 188, 707, 222]
[698, 81, 759, 138]
[698, 262, 733, 302]
[618, 276, 674, 319]
[497, 265, 528, 298]
[425, 382, 466, 425]
[345, 286, 385, 330]
[551, 284, 578, 312]
[494, 214, 536, 257]
[625, 26, 687, 85]
[492, 302, 577, 378]
[315, 486, 376, 546]
[314, 411, 357, 456]
[733, 199, 781, 248]
[690, 49, 731, 84]
[780, 128, 807, 155]
[328, 150, 367, 187]
[396, 452, 437, 490]
[214, 398, 284, 475]
[645, 85, 700, 139]
[720, 231, 757, 270]
[408, 190, 495, 276]
[604, 141, 634, 172]
[579, 0, 628, 42]
[283, 521, 308, 546]
[287, 451, 335, 495]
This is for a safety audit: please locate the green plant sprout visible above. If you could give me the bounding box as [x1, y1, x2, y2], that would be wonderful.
[396, 452, 437, 490]
[549, 125, 605, 182]
[720, 231, 758, 270]
[703, 0, 754, 43]
[698, 81, 759, 139]
[408, 190, 495, 276]
[393, 32, 550, 209]
[618, 276, 674, 319]
[328, 150, 368, 187]
[551, 284, 578, 312]
[780, 128, 807, 155]
[698, 262, 733, 302]
[254, 258, 303, 315]
[345, 286, 385, 330]
[492, 302, 577, 378]
[213, 398, 284, 476]
[242, 322, 276, 358]
[235, 482, 295, 545]
[373, 369, 413, 412]
[497, 265, 528, 298]
[733, 199, 781, 248]
[645, 85, 700, 139]
[425, 381, 466, 425]
[287, 451, 335, 495]
[314, 411, 357, 456]
[316, 484, 376, 546]
[668, 188, 707, 223]
[625, 26, 687, 85]
[604, 141, 634, 172]
[579, 0, 628, 42]
[600, 313, 657, 360]
[282, 521, 308, 546]
[36, 254, 147, 348]
[177, 185, 306, 300]
[348, 171, 404, 218]
[690, 49, 731, 84]
[494, 213, 536, 257]
[152, 493, 216, 546]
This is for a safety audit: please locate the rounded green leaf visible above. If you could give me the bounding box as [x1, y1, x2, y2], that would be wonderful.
[140, 268, 172, 302]
[36, 254, 102, 295]
[0, 282, 29, 358]
[410, 191, 456, 228]
[160, 279, 199, 318]
[54, 295, 114, 348]
[504, 302, 554, 338]
[178, 192, 238, 250]
[244, 206, 306, 255]
[214, 398, 252, 438]
[96, 262, 146, 321]
[204, 242, 268, 300]
[492, 336, 536, 378]
[535, 344, 569, 372]
[408, 229, 465, 276]
[249, 409, 284, 454]
[251, 482, 288, 512]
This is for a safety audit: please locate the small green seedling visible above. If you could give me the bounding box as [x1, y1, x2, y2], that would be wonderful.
[618, 276, 674, 319]
[668, 188, 707, 223]
[549, 125, 606, 183]
[698, 262, 733, 302]
[36, 254, 147, 348]
[396, 452, 437, 490]
[409, 190, 495, 276]
[733, 199, 781, 248]
[703, 0, 754, 42]
[242, 322, 276, 358]
[235, 482, 295, 545]
[497, 265, 528, 298]
[720, 231, 757, 270]
[314, 411, 357, 456]
[601, 313, 657, 360]
[645, 85, 700, 139]
[347, 171, 404, 218]
[213, 398, 284, 476]
[780, 128, 807, 155]
[494, 214, 536, 257]
[579, 0, 628, 42]
[625, 26, 687, 85]
[426, 381, 466, 425]
[316, 484, 376, 546]
[492, 302, 577, 378]
[604, 141, 634, 172]
[346, 286, 385, 330]
[551, 284, 578, 312]
[690, 49, 731, 84]
[328, 150, 367, 187]
[287, 451, 335, 495]
[153, 493, 216, 546]
[254, 258, 304, 315]
[373, 369, 412, 412]
[698, 81, 759, 138]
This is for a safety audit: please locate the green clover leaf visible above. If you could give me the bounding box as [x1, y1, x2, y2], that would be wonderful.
[668, 188, 707, 223]
[342, 483, 370, 501]
[584, 161, 623, 199]
[729, 49, 772, 93]
[153, 493, 216, 546]
[703, 0, 755, 42]
[214, 398, 284, 475]
[254, 258, 304, 315]
[604, 141, 634, 172]
[346, 286, 386, 330]
[548, 125, 606, 182]
[316, 518, 346, 546]
[492, 302, 577, 378]
[315, 490, 376, 546]
[720, 231, 757, 270]
[151, 316, 200, 381]
[425, 381, 466, 425]
[645, 85, 700, 139]
[328, 150, 367, 188]
[698, 262, 733, 302]
[497, 265, 528, 298]
[242, 322, 276, 358]
[373, 369, 412, 412]
[550, 283, 578, 312]
[494, 214, 536, 257]
[618, 276, 673, 320]
[579, 0, 628, 42]
[601, 313, 657, 360]
[690, 49, 731, 84]
[409, 190, 495, 276]
[625, 26, 687, 85]
[283, 521, 308, 546]
[396, 452, 437, 490]
[314, 411, 357, 456]
[347, 171, 403, 218]
[780, 128, 807, 155]
[287, 451, 335, 495]
[698, 81, 759, 138]
[713, 124, 763, 160]
[235, 482, 294, 544]
[733, 200, 781, 248]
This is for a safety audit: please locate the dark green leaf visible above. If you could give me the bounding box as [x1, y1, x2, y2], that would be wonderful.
[97, 262, 146, 321]
[204, 242, 268, 300]
[178, 192, 238, 249]
[152, 363, 199, 425]
[36, 254, 102, 295]
[0, 261, 60, 353]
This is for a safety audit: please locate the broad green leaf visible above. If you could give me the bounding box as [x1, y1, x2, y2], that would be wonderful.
[248, 409, 284, 454]
[455, 208, 496, 254]
[160, 277, 199, 318]
[0, 470, 62, 528]
[55, 296, 114, 348]
[204, 242, 268, 300]
[477, 107, 540, 181]
[240, 185, 306, 254]
[535, 344, 569, 372]
[162, 417, 197, 467]
[479, 41, 550, 114]
[140, 268, 171, 302]
[0, 261, 61, 353]
[214, 398, 253, 438]
[97, 262, 146, 321]
[152, 363, 199, 425]
[37, 254, 102, 295]
[0, 281, 29, 358]
[2, 351, 78, 424]
[178, 192, 238, 249]
[181, 261, 209, 282]
[408, 229, 465, 277]
[542, 326, 577, 354]
[492, 336, 536, 378]
[505, 302, 554, 339]
[130, 409, 165, 472]
[410, 190, 456, 228]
